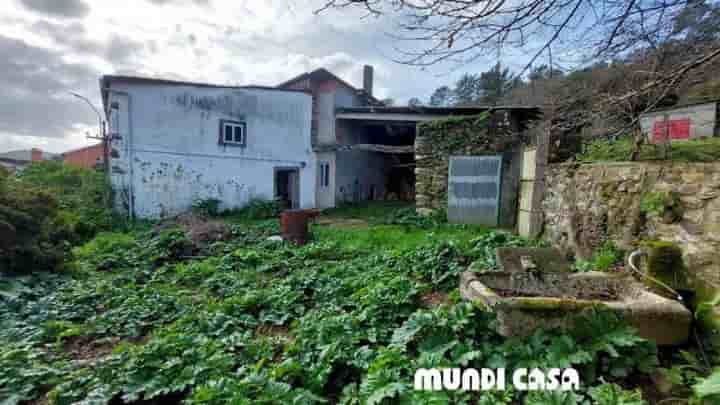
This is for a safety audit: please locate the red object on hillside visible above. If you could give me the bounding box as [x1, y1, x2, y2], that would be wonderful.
[280, 209, 320, 245]
[31, 148, 42, 161]
[63, 143, 105, 168]
[652, 118, 691, 142]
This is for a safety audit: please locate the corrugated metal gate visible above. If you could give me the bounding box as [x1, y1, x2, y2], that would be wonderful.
[447, 155, 503, 226]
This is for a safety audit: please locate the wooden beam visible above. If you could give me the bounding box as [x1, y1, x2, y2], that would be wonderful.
[349, 144, 414, 154]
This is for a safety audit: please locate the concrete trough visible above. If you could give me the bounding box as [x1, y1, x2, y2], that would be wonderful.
[460, 270, 692, 345]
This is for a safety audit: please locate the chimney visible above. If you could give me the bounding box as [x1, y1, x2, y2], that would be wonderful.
[31, 148, 42, 162]
[363, 65, 374, 97]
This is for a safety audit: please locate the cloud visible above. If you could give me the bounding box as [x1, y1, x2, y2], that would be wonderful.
[146, 0, 209, 6]
[19, 0, 90, 19]
[0, 35, 100, 145]
[0, 0, 500, 153]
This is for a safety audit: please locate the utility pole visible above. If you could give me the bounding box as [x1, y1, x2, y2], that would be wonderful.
[70, 92, 108, 173]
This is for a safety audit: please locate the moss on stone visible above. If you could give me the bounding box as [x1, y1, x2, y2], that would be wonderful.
[507, 297, 604, 311]
[641, 240, 687, 289]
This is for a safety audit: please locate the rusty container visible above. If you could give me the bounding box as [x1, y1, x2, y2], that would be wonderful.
[279, 209, 320, 245]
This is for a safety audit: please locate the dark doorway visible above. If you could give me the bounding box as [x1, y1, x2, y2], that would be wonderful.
[274, 168, 300, 209]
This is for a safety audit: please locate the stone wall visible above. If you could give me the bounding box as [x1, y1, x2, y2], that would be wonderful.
[542, 161, 720, 335]
[414, 111, 526, 228]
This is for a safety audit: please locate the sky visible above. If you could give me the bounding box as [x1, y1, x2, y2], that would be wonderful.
[0, 0, 509, 154]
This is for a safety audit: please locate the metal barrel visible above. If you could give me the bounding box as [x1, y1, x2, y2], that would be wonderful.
[279, 209, 319, 245]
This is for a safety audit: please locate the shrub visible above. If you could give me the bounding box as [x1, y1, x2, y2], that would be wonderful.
[17, 161, 112, 242]
[192, 198, 222, 217]
[572, 241, 623, 272]
[227, 198, 282, 220]
[383, 207, 446, 228]
[0, 169, 70, 273]
[0, 162, 113, 273]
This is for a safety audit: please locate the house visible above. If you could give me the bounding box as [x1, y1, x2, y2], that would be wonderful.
[101, 66, 539, 220]
[640, 99, 719, 143]
[0, 148, 59, 172]
[62, 143, 106, 169]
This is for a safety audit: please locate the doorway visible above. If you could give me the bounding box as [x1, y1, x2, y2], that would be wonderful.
[274, 167, 300, 210]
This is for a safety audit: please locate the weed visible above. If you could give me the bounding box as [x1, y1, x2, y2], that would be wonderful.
[191, 198, 222, 217]
[572, 241, 623, 272]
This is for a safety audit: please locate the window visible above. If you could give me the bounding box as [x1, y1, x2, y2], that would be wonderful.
[219, 120, 246, 146]
[319, 162, 330, 188]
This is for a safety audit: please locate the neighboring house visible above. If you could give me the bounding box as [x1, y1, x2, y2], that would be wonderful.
[0, 148, 59, 172]
[101, 66, 538, 219]
[640, 99, 719, 143]
[62, 143, 106, 169]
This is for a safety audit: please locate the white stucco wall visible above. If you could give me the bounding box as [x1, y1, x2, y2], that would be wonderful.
[106, 82, 314, 218]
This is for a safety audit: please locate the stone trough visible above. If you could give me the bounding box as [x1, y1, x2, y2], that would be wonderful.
[460, 248, 692, 346]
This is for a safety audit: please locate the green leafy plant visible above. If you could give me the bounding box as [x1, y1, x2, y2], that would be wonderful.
[693, 368, 720, 402]
[572, 241, 623, 272]
[587, 382, 646, 405]
[226, 198, 282, 220]
[0, 204, 677, 404]
[191, 198, 222, 217]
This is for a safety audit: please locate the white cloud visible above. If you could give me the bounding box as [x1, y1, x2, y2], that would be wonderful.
[0, 0, 500, 153]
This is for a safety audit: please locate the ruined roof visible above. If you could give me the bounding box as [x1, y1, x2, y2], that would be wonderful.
[335, 105, 540, 123]
[337, 106, 540, 115]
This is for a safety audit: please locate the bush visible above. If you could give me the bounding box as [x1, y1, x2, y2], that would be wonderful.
[226, 198, 282, 220]
[384, 207, 447, 228]
[17, 161, 112, 241]
[0, 169, 68, 272]
[573, 241, 623, 272]
[0, 162, 113, 273]
[192, 198, 222, 217]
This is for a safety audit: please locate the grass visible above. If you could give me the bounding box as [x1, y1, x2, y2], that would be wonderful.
[576, 136, 720, 163]
[320, 201, 413, 223]
[313, 223, 487, 252]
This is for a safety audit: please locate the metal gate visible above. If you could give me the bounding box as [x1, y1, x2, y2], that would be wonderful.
[447, 155, 503, 226]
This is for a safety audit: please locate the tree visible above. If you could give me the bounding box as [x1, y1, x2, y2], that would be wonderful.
[478, 63, 520, 105]
[407, 97, 423, 107]
[319, 0, 720, 160]
[318, 1, 718, 72]
[428, 86, 453, 107]
[453, 73, 482, 106]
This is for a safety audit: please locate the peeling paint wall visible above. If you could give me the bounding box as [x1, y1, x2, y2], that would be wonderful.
[107, 83, 314, 218]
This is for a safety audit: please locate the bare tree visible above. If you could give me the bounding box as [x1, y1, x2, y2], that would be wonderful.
[318, 1, 706, 69]
[319, 0, 720, 160]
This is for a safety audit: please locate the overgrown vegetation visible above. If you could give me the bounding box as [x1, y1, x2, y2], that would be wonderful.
[0, 162, 112, 273]
[6, 198, 710, 404]
[576, 137, 720, 163]
[1, 182, 716, 403]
